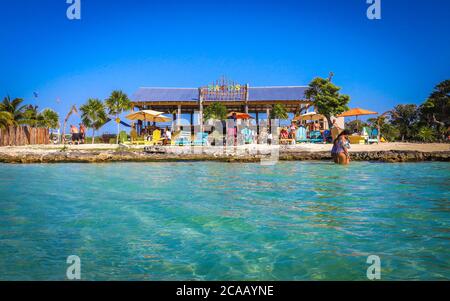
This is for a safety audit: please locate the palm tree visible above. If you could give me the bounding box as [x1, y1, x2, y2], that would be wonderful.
[270, 104, 289, 126]
[80, 98, 107, 144]
[0, 96, 27, 124]
[23, 105, 40, 127]
[0, 111, 14, 129]
[204, 102, 227, 121]
[37, 109, 60, 129]
[105, 90, 131, 144]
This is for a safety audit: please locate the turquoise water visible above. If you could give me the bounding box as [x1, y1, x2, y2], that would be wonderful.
[0, 162, 449, 280]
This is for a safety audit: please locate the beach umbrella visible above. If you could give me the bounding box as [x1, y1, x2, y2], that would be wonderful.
[338, 108, 378, 118]
[227, 112, 253, 119]
[126, 110, 171, 123]
[337, 108, 378, 131]
[293, 111, 324, 121]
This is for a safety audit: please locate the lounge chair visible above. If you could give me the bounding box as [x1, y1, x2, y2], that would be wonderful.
[309, 131, 323, 143]
[367, 128, 379, 144]
[296, 126, 308, 143]
[173, 131, 192, 146]
[241, 128, 253, 144]
[279, 129, 295, 145]
[130, 130, 147, 145]
[348, 135, 365, 144]
[193, 132, 209, 146]
[148, 129, 164, 145]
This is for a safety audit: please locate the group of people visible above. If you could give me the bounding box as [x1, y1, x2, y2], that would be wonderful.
[69, 123, 86, 144]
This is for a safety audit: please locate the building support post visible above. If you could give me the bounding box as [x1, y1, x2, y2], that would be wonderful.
[177, 105, 182, 131]
[198, 88, 204, 134]
[244, 83, 249, 114]
[256, 111, 259, 135]
[190, 112, 194, 135]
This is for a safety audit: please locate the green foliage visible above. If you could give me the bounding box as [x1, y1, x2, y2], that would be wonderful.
[105, 90, 131, 144]
[415, 126, 437, 142]
[420, 80, 449, 124]
[0, 111, 14, 129]
[391, 104, 419, 141]
[0, 96, 27, 124]
[367, 115, 400, 141]
[80, 98, 107, 144]
[118, 130, 128, 143]
[380, 124, 400, 142]
[37, 109, 60, 129]
[270, 104, 289, 120]
[105, 90, 131, 116]
[345, 120, 369, 133]
[204, 102, 227, 121]
[305, 76, 350, 126]
[22, 105, 39, 127]
[419, 80, 449, 139]
[0, 97, 59, 129]
[80, 98, 107, 129]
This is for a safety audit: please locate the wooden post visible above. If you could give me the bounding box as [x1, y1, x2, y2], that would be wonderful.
[245, 83, 249, 114]
[190, 112, 194, 135]
[198, 88, 203, 134]
[256, 111, 259, 135]
[177, 104, 182, 130]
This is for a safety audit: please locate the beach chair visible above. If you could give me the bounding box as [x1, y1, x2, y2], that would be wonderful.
[367, 128, 379, 144]
[348, 135, 365, 144]
[172, 131, 192, 146]
[309, 131, 323, 143]
[279, 128, 295, 145]
[296, 126, 308, 143]
[241, 128, 253, 144]
[193, 132, 209, 146]
[148, 129, 164, 145]
[130, 129, 146, 145]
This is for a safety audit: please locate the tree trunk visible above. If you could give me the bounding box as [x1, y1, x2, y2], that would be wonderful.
[62, 121, 67, 145]
[116, 114, 120, 144]
[325, 115, 333, 131]
[92, 129, 95, 144]
[377, 124, 381, 141]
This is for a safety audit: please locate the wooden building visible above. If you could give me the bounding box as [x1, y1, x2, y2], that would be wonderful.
[131, 78, 312, 129]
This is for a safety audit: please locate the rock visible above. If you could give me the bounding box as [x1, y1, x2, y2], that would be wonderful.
[0, 148, 449, 164]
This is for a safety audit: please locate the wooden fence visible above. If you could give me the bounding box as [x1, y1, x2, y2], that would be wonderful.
[0, 126, 50, 146]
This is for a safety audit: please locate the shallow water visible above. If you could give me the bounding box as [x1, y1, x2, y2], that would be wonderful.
[0, 162, 449, 280]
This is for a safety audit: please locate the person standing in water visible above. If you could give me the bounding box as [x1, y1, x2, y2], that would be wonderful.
[331, 130, 350, 165]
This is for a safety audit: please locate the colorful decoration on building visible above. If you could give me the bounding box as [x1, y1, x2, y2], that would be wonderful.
[201, 77, 247, 101]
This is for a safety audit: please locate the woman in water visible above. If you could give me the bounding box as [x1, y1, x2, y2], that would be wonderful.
[331, 130, 350, 165]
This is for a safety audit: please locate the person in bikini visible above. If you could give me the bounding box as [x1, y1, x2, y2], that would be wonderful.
[331, 130, 350, 165]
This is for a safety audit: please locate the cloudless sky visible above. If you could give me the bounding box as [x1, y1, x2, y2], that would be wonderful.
[1, 0, 449, 133]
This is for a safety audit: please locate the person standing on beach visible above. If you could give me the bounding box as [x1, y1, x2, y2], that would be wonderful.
[79, 123, 86, 144]
[70, 125, 79, 145]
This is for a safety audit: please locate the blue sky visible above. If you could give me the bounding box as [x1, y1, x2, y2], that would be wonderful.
[1, 0, 449, 133]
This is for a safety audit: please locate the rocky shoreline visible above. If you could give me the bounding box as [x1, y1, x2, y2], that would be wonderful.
[0, 146, 449, 164]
